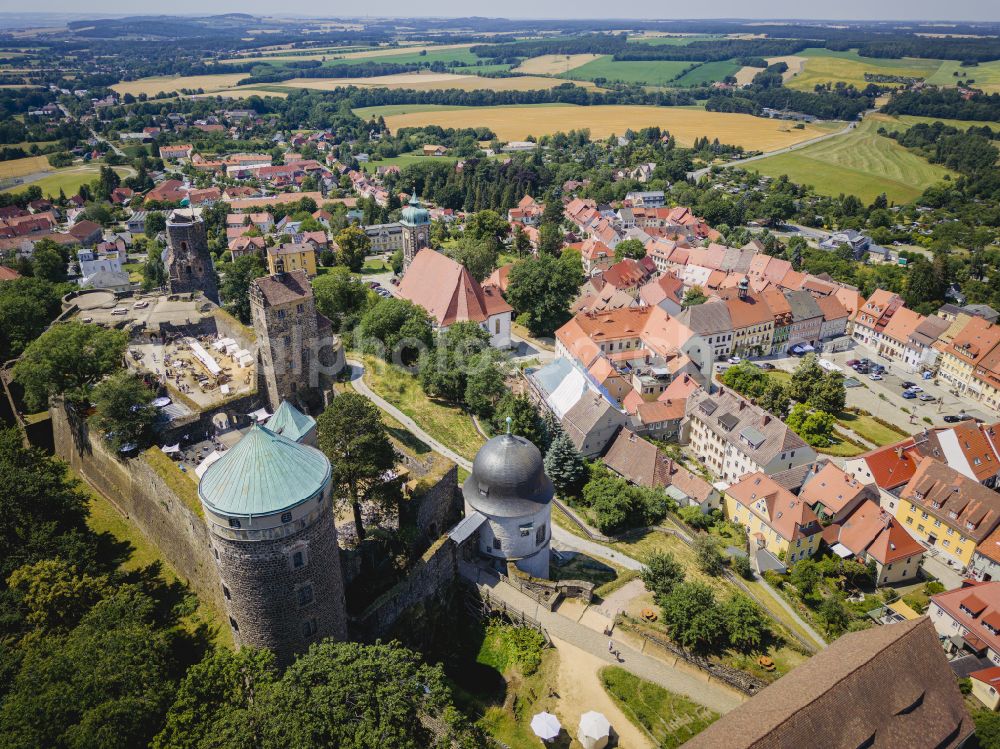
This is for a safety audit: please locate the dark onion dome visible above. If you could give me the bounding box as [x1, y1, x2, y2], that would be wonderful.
[463, 433, 554, 518]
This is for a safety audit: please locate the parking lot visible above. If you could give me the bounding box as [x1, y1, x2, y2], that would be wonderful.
[767, 345, 995, 434]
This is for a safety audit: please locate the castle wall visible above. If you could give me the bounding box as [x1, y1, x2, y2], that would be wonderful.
[409, 464, 461, 543]
[50, 400, 226, 620]
[349, 535, 457, 641]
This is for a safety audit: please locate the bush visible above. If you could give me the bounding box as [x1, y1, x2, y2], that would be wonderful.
[481, 622, 546, 676]
[730, 553, 754, 580]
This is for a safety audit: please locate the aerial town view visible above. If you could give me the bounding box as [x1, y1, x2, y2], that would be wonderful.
[2, 2, 1000, 747]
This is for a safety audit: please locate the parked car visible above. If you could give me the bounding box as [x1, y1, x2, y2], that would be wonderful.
[846, 359, 860, 367]
[901, 381, 916, 390]
[902, 390, 917, 399]
[133, 300, 149, 309]
[944, 415, 962, 423]
[760, 362, 775, 371]
[728, 356, 741, 364]
[918, 393, 936, 402]
[869, 373, 883, 381]
[111, 307, 127, 315]
[908, 385, 923, 393]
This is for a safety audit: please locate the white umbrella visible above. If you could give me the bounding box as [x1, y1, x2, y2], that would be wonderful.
[530, 712, 561, 742]
[578, 711, 612, 749]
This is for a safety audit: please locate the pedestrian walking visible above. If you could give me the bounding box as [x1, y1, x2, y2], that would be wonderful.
[608, 640, 614, 653]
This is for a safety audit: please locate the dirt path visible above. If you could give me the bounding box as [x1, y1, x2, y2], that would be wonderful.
[551, 636, 655, 749]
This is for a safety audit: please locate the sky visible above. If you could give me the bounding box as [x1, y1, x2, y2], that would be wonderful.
[7, 2, 1000, 22]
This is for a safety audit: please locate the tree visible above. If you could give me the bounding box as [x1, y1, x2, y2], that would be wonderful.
[334, 225, 371, 273]
[809, 371, 846, 414]
[7, 558, 108, 631]
[90, 371, 157, 452]
[537, 224, 563, 256]
[312, 266, 370, 331]
[789, 558, 822, 597]
[819, 592, 851, 636]
[758, 382, 791, 419]
[506, 253, 582, 337]
[95, 165, 121, 201]
[357, 297, 433, 365]
[730, 552, 753, 580]
[32, 243, 66, 283]
[511, 223, 532, 256]
[221, 254, 266, 325]
[463, 352, 507, 418]
[154, 648, 277, 749]
[389, 249, 404, 275]
[786, 403, 835, 447]
[722, 593, 770, 652]
[142, 249, 167, 291]
[144, 211, 166, 237]
[491, 393, 545, 447]
[317, 393, 398, 541]
[464, 209, 509, 249]
[694, 534, 725, 576]
[641, 552, 686, 602]
[788, 354, 825, 403]
[759, 192, 795, 227]
[614, 238, 645, 261]
[542, 431, 588, 498]
[0, 277, 65, 360]
[682, 286, 707, 308]
[974, 710, 1000, 749]
[449, 237, 497, 282]
[419, 322, 491, 404]
[258, 641, 481, 749]
[659, 581, 724, 653]
[13, 321, 127, 411]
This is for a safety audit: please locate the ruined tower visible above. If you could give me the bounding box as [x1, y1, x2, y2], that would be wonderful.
[250, 264, 343, 413]
[165, 209, 219, 303]
[399, 190, 430, 271]
[198, 421, 347, 666]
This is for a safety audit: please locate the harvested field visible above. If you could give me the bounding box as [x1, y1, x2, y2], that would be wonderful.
[784, 49, 941, 92]
[513, 54, 603, 75]
[734, 65, 765, 86]
[0, 154, 51, 179]
[382, 104, 838, 150]
[277, 72, 594, 92]
[112, 73, 249, 97]
[766, 55, 807, 82]
[560, 56, 691, 86]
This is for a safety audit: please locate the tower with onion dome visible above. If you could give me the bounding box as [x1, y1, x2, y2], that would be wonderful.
[462, 425, 554, 578]
[399, 189, 430, 271]
[198, 420, 346, 665]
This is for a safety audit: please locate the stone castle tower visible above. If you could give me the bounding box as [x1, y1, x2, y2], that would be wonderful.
[165, 210, 219, 303]
[399, 191, 430, 271]
[249, 265, 343, 413]
[463, 427, 554, 578]
[198, 420, 347, 666]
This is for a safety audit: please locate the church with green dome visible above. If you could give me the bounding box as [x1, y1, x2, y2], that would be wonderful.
[399, 190, 430, 271]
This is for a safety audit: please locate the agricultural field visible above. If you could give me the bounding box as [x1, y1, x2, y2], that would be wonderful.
[629, 34, 721, 45]
[873, 112, 1000, 132]
[1, 163, 131, 197]
[512, 54, 603, 75]
[784, 48, 944, 92]
[354, 103, 487, 118]
[559, 56, 692, 86]
[277, 72, 594, 92]
[672, 60, 742, 87]
[112, 73, 249, 97]
[217, 42, 474, 66]
[750, 117, 955, 204]
[381, 104, 840, 150]
[925, 59, 1000, 92]
[0, 154, 52, 179]
[766, 55, 807, 81]
[734, 65, 766, 86]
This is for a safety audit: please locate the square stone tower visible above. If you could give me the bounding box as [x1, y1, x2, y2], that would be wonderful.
[250, 265, 343, 413]
[165, 209, 219, 303]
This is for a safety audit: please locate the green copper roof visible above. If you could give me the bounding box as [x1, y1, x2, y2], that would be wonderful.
[400, 190, 429, 226]
[198, 423, 330, 518]
[264, 400, 316, 443]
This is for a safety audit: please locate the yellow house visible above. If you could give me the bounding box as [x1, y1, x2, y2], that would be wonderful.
[897, 458, 1000, 567]
[725, 472, 823, 564]
[267, 243, 317, 278]
[971, 667, 1000, 710]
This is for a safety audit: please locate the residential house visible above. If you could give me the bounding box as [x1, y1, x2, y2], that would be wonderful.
[397, 248, 512, 349]
[580, 239, 614, 274]
[676, 301, 734, 361]
[760, 286, 793, 354]
[799, 462, 875, 523]
[819, 229, 871, 258]
[68, 220, 102, 246]
[825, 499, 925, 584]
[936, 316, 1000, 400]
[562, 391, 628, 458]
[595, 257, 655, 299]
[508, 195, 544, 226]
[684, 617, 974, 749]
[159, 144, 193, 161]
[624, 190, 665, 208]
[930, 581, 1000, 667]
[683, 387, 816, 484]
[971, 524, 1000, 582]
[785, 290, 824, 351]
[229, 235, 266, 260]
[903, 314, 950, 373]
[266, 244, 318, 278]
[815, 293, 850, 341]
[897, 458, 1000, 567]
[717, 282, 775, 357]
[422, 144, 448, 157]
[145, 179, 187, 205]
[879, 306, 926, 364]
[725, 472, 823, 563]
[638, 272, 685, 315]
[969, 666, 1000, 710]
[364, 222, 404, 253]
[853, 289, 904, 349]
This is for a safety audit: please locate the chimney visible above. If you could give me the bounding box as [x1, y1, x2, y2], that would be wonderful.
[739, 400, 746, 411]
[763, 414, 771, 426]
[895, 446, 904, 459]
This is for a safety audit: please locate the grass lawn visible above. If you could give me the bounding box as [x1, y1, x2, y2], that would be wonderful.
[785, 48, 943, 92]
[2, 163, 131, 198]
[925, 59, 1000, 92]
[609, 528, 735, 596]
[362, 152, 457, 172]
[321, 47, 481, 68]
[672, 60, 742, 87]
[835, 410, 907, 446]
[359, 354, 484, 462]
[816, 430, 867, 457]
[742, 577, 825, 649]
[360, 257, 391, 273]
[81, 474, 232, 648]
[600, 666, 718, 748]
[749, 116, 955, 204]
[280, 72, 590, 93]
[876, 112, 1000, 132]
[559, 55, 692, 86]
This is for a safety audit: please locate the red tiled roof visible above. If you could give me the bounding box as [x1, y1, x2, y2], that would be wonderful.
[397, 249, 511, 327]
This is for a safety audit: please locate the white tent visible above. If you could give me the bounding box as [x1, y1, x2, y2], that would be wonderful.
[161, 443, 181, 455]
[195, 450, 223, 478]
[212, 337, 236, 352]
[530, 712, 561, 742]
[578, 711, 612, 749]
[248, 407, 270, 422]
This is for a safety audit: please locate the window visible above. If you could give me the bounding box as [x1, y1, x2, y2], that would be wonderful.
[301, 618, 318, 638]
[292, 550, 305, 569]
[296, 303, 304, 313]
[281, 511, 293, 523]
[229, 616, 239, 632]
[493, 538, 502, 551]
[277, 309, 286, 320]
[223, 584, 231, 600]
[536, 524, 546, 545]
[918, 524, 925, 533]
[921, 511, 929, 520]
[943, 540, 951, 548]
[229, 518, 241, 529]
[297, 585, 314, 606]
[933, 519, 941, 528]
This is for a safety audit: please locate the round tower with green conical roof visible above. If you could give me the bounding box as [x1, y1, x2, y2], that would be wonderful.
[199, 421, 346, 665]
